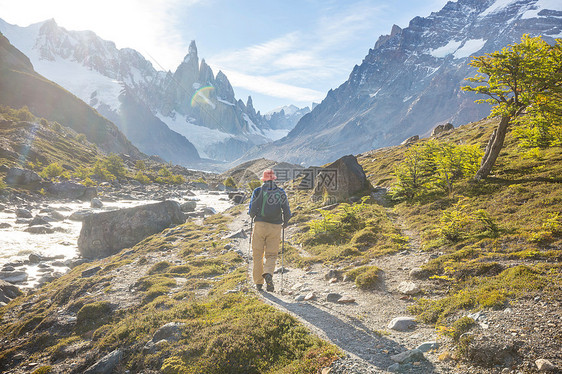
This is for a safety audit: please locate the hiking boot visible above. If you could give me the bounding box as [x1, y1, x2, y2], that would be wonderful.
[256, 284, 263, 291]
[263, 273, 274, 292]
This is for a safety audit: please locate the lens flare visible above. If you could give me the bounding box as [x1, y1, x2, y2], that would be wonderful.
[191, 86, 216, 108]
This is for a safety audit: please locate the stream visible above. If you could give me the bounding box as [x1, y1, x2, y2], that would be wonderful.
[0, 191, 233, 289]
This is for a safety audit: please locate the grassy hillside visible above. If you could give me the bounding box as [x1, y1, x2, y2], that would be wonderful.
[0, 211, 340, 373]
[0, 32, 142, 159]
[280, 116, 561, 369]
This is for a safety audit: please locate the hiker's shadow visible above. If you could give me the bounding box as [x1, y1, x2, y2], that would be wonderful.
[262, 293, 436, 372]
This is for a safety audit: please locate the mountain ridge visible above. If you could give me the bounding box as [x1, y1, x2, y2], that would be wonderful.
[238, 0, 562, 166]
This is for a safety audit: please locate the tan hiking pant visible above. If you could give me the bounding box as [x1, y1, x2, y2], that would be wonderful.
[251, 221, 282, 284]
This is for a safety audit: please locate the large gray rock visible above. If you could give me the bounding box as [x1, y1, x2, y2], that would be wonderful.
[5, 168, 42, 185]
[391, 349, 425, 364]
[0, 270, 27, 284]
[388, 316, 417, 331]
[152, 322, 185, 343]
[431, 123, 454, 136]
[78, 200, 185, 258]
[0, 279, 22, 303]
[83, 349, 122, 374]
[314, 155, 371, 199]
[47, 181, 97, 200]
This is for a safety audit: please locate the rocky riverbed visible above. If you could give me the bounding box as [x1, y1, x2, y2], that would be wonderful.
[0, 183, 235, 297]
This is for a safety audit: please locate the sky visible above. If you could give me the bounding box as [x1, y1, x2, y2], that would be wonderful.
[0, 0, 451, 113]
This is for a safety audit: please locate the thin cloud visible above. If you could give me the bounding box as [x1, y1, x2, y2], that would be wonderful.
[220, 69, 325, 103]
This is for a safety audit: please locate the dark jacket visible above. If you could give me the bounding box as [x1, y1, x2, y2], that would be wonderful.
[248, 181, 291, 226]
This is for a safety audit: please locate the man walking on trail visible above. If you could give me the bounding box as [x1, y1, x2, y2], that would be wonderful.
[249, 169, 291, 292]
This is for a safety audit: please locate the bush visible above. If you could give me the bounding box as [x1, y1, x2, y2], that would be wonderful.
[135, 160, 146, 171]
[75, 133, 87, 144]
[345, 265, 382, 290]
[134, 171, 151, 185]
[40, 163, 64, 179]
[224, 176, 237, 188]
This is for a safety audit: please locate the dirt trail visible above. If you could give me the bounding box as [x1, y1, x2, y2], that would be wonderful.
[226, 210, 456, 373]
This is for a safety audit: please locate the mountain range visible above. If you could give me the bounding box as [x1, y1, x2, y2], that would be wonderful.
[0, 32, 142, 159]
[239, 0, 562, 166]
[0, 19, 309, 167]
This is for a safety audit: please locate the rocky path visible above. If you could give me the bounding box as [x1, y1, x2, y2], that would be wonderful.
[226, 212, 456, 374]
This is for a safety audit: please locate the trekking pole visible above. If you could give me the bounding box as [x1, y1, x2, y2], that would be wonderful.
[248, 218, 254, 261]
[281, 225, 285, 292]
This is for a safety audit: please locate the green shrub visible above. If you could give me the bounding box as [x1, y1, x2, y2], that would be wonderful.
[134, 171, 151, 185]
[135, 160, 146, 171]
[75, 133, 87, 143]
[40, 163, 64, 179]
[76, 301, 112, 331]
[31, 366, 52, 374]
[224, 176, 237, 188]
[345, 265, 382, 290]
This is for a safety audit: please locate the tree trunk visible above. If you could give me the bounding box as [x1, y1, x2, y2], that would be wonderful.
[474, 116, 510, 180]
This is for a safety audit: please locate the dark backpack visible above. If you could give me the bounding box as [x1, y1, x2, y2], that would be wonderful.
[259, 189, 282, 221]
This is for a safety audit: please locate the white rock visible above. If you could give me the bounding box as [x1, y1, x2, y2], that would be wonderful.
[388, 317, 416, 331]
[398, 281, 420, 295]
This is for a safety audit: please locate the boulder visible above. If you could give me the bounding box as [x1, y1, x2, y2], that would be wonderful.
[91, 198, 103, 209]
[29, 215, 51, 226]
[388, 316, 417, 331]
[78, 200, 185, 258]
[0, 270, 27, 283]
[431, 123, 454, 136]
[152, 322, 185, 342]
[83, 349, 122, 374]
[5, 168, 42, 185]
[314, 155, 371, 199]
[47, 181, 97, 200]
[0, 279, 22, 303]
[401, 135, 419, 145]
[390, 349, 425, 364]
[16, 208, 33, 219]
[24, 225, 55, 234]
[397, 281, 421, 295]
[180, 201, 197, 212]
[69, 210, 93, 221]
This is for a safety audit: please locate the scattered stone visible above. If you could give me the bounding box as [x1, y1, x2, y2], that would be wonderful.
[536, 359, 557, 372]
[337, 295, 356, 304]
[47, 181, 97, 200]
[28, 253, 43, 263]
[409, 267, 427, 279]
[200, 207, 216, 216]
[416, 341, 438, 352]
[91, 198, 103, 208]
[180, 201, 197, 212]
[152, 322, 185, 343]
[24, 225, 55, 234]
[82, 266, 102, 278]
[222, 229, 246, 239]
[387, 363, 401, 372]
[78, 201, 185, 258]
[391, 349, 425, 364]
[274, 267, 289, 274]
[83, 349, 122, 374]
[304, 292, 316, 301]
[401, 135, 419, 145]
[295, 295, 306, 302]
[29, 215, 51, 226]
[0, 279, 22, 303]
[328, 277, 338, 284]
[0, 270, 28, 284]
[398, 281, 420, 295]
[69, 210, 93, 221]
[388, 317, 417, 331]
[325, 269, 342, 280]
[5, 168, 42, 185]
[0, 222, 11, 229]
[431, 123, 454, 136]
[48, 210, 66, 221]
[326, 293, 342, 302]
[16, 208, 32, 218]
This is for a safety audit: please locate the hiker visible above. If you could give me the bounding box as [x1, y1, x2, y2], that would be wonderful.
[248, 169, 291, 292]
